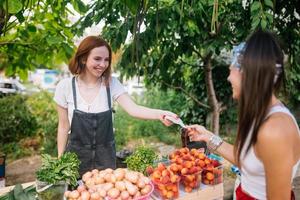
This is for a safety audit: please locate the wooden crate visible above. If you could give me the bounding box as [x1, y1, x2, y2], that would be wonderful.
[151, 183, 223, 200]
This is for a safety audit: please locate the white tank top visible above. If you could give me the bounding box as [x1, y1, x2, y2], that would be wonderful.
[240, 104, 300, 200]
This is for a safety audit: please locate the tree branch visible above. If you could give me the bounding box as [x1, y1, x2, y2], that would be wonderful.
[4, 18, 18, 33]
[219, 102, 227, 113]
[162, 80, 210, 109]
[192, 48, 204, 60]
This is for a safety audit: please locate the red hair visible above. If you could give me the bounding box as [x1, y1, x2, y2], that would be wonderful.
[69, 36, 112, 86]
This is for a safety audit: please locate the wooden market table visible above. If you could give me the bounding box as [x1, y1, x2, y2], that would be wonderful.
[0, 181, 35, 196]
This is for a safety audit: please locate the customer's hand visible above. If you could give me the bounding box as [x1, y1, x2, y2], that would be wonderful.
[186, 124, 213, 142]
[159, 110, 178, 126]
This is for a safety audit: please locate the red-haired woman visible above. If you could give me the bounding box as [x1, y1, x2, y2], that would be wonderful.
[54, 36, 177, 175]
[187, 30, 299, 200]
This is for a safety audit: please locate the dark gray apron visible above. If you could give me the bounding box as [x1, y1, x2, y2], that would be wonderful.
[65, 77, 115, 176]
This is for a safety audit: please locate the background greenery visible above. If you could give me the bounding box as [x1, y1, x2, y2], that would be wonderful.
[0, 88, 191, 160]
[114, 88, 186, 149]
[78, 0, 300, 134]
[0, 92, 58, 160]
[0, 0, 87, 79]
[0, 83, 298, 162]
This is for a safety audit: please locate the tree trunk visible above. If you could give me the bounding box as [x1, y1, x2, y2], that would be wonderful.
[204, 54, 221, 135]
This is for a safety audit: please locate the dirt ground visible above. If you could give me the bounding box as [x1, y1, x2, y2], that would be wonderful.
[5, 155, 41, 186]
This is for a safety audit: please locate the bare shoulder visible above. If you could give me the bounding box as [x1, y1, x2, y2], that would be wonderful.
[257, 112, 298, 148]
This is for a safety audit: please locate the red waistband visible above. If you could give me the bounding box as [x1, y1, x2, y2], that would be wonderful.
[235, 184, 295, 200]
[236, 184, 256, 200]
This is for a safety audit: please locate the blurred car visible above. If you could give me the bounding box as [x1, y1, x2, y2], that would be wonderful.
[0, 79, 26, 96]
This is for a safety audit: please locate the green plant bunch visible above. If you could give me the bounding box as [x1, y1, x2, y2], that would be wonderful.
[125, 146, 158, 175]
[36, 152, 80, 187]
[0, 184, 36, 200]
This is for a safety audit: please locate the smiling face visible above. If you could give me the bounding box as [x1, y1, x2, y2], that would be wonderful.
[84, 46, 110, 78]
[227, 64, 242, 100]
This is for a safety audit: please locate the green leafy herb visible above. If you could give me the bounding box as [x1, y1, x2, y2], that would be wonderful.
[0, 184, 36, 200]
[125, 146, 158, 175]
[36, 152, 80, 187]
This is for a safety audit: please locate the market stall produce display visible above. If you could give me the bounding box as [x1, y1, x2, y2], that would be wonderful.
[0, 147, 224, 200]
[36, 152, 80, 200]
[148, 147, 224, 199]
[149, 163, 181, 199]
[64, 168, 154, 200]
[125, 146, 158, 175]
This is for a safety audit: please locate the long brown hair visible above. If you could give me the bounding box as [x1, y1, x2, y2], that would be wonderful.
[234, 30, 284, 165]
[69, 36, 112, 86]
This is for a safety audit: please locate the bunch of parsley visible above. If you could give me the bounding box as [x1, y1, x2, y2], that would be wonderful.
[125, 146, 158, 175]
[36, 152, 80, 187]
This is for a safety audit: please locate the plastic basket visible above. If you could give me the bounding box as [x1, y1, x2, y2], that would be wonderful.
[135, 181, 154, 200]
[180, 170, 202, 191]
[36, 180, 67, 200]
[152, 177, 180, 200]
[202, 164, 223, 185]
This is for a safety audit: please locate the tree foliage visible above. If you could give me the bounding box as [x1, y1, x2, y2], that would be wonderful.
[78, 0, 299, 132]
[0, 0, 299, 133]
[0, 0, 87, 79]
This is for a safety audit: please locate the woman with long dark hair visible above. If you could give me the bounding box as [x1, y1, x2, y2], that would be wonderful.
[187, 30, 300, 199]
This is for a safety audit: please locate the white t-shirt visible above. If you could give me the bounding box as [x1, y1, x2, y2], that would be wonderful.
[54, 76, 126, 124]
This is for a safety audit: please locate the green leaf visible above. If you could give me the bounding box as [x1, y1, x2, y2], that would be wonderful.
[27, 25, 37, 32]
[18, 69, 28, 80]
[250, 1, 261, 13]
[13, 184, 30, 200]
[62, 43, 74, 58]
[261, 19, 267, 29]
[125, 146, 158, 174]
[122, 0, 138, 15]
[15, 12, 25, 23]
[72, 0, 87, 14]
[264, 0, 273, 8]
[4, 0, 23, 14]
[265, 12, 273, 23]
[251, 17, 260, 30]
[36, 153, 80, 187]
[46, 36, 62, 45]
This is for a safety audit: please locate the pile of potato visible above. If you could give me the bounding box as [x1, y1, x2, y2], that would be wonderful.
[64, 168, 153, 200]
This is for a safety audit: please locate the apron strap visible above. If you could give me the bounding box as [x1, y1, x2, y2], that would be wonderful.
[106, 84, 112, 110]
[105, 80, 115, 113]
[72, 77, 77, 110]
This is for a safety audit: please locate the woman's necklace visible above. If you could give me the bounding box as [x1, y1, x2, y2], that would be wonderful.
[77, 77, 101, 89]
